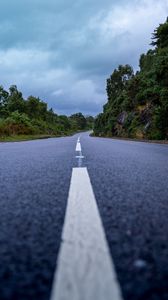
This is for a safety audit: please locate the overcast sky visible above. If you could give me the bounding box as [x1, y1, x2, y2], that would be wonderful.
[0, 0, 167, 115]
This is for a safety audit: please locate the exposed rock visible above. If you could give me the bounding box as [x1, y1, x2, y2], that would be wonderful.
[144, 122, 151, 132]
[117, 112, 128, 125]
[139, 105, 153, 124]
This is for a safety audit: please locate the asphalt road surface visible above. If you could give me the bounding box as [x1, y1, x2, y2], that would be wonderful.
[0, 132, 168, 300]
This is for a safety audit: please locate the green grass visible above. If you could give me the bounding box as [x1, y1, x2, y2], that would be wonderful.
[91, 133, 168, 144]
[0, 134, 55, 142]
[0, 130, 81, 142]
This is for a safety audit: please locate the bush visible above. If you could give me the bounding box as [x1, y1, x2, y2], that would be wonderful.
[1, 112, 35, 136]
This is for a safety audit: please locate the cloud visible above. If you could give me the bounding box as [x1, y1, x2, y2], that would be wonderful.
[50, 79, 105, 115]
[52, 90, 64, 96]
[90, 0, 168, 38]
[0, 0, 167, 115]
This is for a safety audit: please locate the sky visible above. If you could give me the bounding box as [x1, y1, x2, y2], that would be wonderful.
[0, 0, 168, 116]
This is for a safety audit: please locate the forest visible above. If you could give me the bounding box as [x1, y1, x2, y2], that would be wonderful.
[94, 18, 168, 140]
[0, 85, 94, 141]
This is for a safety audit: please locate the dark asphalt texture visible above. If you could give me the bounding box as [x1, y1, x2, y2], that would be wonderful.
[0, 133, 168, 300]
[82, 133, 168, 300]
[0, 136, 76, 300]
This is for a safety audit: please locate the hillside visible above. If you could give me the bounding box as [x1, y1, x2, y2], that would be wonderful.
[94, 18, 168, 140]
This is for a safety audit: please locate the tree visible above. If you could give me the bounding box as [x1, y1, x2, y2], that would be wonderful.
[58, 115, 71, 131]
[106, 64, 134, 103]
[0, 86, 9, 117]
[26, 96, 47, 120]
[70, 113, 87, 130]
[7, 85, 26, 113]
[85, 116, 94, 129]
[151, 17, 168, 49]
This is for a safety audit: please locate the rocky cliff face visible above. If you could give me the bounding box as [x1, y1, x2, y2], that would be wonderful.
[114, 104, 154, 139]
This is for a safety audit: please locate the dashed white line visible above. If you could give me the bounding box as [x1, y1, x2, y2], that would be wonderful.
[75, 141, 81, 152]
[50, 167, 123, 300]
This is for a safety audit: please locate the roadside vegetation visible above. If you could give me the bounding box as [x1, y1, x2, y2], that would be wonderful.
[0, 85, 94, 141]
[94, 18, 168, 140]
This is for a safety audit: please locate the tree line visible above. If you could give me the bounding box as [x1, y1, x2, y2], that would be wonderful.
[94, 18, 168, 140]
[0, 85, 94, 138]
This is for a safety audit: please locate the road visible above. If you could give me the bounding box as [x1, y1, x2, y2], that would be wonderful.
[0, 132, 168, 300]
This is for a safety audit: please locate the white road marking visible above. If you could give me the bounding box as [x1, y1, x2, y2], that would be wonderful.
[50, 167, 123, 300]
[75, 155, 84, 159]
[76, 141, 81, 152]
